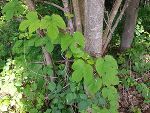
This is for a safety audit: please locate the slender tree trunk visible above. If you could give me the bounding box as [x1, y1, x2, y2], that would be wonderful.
[120, 0, 140, 51]
[72, 0, 82, 32]
[84, 0, 105, 57]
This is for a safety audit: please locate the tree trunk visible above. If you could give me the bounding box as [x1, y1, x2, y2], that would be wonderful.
[84, 0, 105, 57]
[120, 0, 140, 51]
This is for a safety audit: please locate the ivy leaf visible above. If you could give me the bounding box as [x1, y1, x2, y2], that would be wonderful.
[61, 34, 73, 52]
[52, 14, 66, 29]
[47, 23, 59, 43]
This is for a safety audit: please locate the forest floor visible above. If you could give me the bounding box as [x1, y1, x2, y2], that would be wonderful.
[119, 71, 150, 113]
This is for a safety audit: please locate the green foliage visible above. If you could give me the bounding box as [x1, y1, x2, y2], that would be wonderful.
[2, 0, 24, 20]
[0, 1, 122, 113]
[0, 60, 24, 112]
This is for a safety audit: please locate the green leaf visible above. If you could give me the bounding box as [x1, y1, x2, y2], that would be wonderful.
[45, 41, 54, 53]
[61, 34, 73, 52]
[19, 20, 31, 31]
[78, 101, 90, 111]
[102, 86, 119, 101]
[52, 14, 66, 29]
[72, 59, 85, 70]
[96, 57, 105, 76]
[28, 20, 41, 34]
[47, 23, 59, 43]
[102, 70, 119, 86]
[66, 93, 76, 104]
[87, 78, 102, 94]
[19, 11, 40, 33]
[73, 32, 85, 48]
[40, 15, 52, 29]
[26, 11, 39, 21]
[71, 70, 83, 83]
[99, 108, 110, 113]
[2, 0, 24, 20]
[48, 82, 56, 91]
[83, 64, 94, 85]
[104, 55, 118, 69]
[34, 38, 47, 47]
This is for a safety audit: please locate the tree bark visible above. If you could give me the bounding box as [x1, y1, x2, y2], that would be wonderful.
[120, 0, 140, 51]
[84, 0, 105, 57]
[72, 0, 82, 32]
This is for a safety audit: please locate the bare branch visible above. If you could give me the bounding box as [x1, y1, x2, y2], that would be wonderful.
[62, 0, 74, 34]
[102, 0, 131, 54]
[43, 1, 65, 11]
[103, 0, 122, 44]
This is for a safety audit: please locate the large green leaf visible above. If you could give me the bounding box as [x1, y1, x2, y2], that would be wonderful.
[47, 23, 59, 43]
[87, 78, 102, 94]
[102, 86, 119, 101]
[61, 34, 73, 52]
[52, 14, 66, 29]
[40, 16, 52, 29]
[19, 20, 31, 31]
[96, 55, 119, 86]
[95, 57, 105, 76]
[72, 59, 85, 70]
[26, 11, 39, 21]
[19, 11, 40, 34]
[28, 20, 41, 34]
[73, 32, 85, 48]
[104, 55, 118, 69]
[71, 70, 83, 83]
[83, 64, 94, 85]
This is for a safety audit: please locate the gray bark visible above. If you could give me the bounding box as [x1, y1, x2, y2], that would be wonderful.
[84, 0, 105, 57]
[120, 0, 140, 51]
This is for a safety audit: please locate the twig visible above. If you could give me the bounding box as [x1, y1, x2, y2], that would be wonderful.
[43, 1, 65, 11]
[103, 0, 122, 45]
[102, 0, 131, 54]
